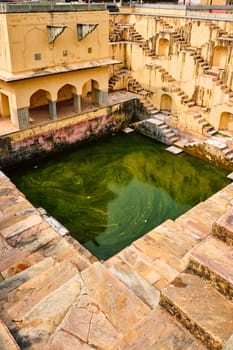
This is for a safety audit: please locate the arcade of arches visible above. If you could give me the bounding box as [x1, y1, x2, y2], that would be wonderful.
[0, 78, 108, 129]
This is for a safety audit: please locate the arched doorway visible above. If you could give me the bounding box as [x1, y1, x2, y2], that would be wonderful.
[158, 38, 169, 57]
[219, 111, 233, 131]
[0, 93, 10, 118]
[57, 84, 77, 117]
[81, 79, 100, 111]
[29, 89, 51, 125]
[0, 92, 17, 134]
[160, 94, 172, 112]
[212, 46, 228, 68]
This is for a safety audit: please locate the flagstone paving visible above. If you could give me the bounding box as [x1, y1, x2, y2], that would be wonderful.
[0, 170, 233, 349]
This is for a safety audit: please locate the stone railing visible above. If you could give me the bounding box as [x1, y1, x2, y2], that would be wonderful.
[0, 2, 106, 13]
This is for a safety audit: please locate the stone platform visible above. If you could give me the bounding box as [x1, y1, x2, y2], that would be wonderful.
[0, 171, 233, 349]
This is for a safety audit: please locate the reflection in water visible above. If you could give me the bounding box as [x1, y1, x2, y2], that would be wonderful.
[7, 133, 230, 259]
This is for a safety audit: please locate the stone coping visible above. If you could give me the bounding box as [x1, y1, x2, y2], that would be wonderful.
[0, 2, 106, 13]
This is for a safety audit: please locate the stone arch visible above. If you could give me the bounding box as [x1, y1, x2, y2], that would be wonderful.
[219, 111, 233, 131]
[212, 46, 228, 68]
[29, 89, 52, 125]
[81, 79, 100, 110]
[158, 38, 169, 57]
[0, 92, 10, 118]
[57, 84, 78, 117]
[160, 94, 172, 112]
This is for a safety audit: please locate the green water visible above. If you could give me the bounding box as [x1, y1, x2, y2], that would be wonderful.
[7, 133, 230, 260]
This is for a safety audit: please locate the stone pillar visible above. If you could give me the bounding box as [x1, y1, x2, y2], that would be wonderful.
[73, 93, 81, 114]
[49, 100, 57, 119]
[95, 90, 108, 107]
[17, 107, 29, 129]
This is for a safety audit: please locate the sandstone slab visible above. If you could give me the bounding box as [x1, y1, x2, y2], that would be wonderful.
[189, 236, 233, 299]
[107, 259, 160, 308]
[133, 233, 186, 272]
[161, 272, 233, 349]
[6, 260, 79, 323]
[61, 294, 122, 348]
[110, 306, 207, 350]
[81, 262, 150, 334]
[0, 319, 20, 350]
[212, 206, 233, 244]
[12, 275, 81, 350]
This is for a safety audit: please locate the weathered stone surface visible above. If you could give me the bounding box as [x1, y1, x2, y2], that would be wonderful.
[48, 330, 96, 349]
[81, 262, 150, 334]
[212, 206, 233, 244]
[161, 272, 233, 349]
[0, 247, 30, 274]
[1, 251, 44, 279]
[189, 236, 233, 298]
[176, 215, 211, 239]
[110, 306, 207, 350]
[0, 319, 20, 350]
[6, 260, 79, 323]
[222, 334, 233, 350]
[106, 246, 161, 285]
[48, 331, 83, 350]
[107, 260, 160, 308]
[62, 295, 122, 348]
[0, 214, 42, 239]
[0, 257, 57, 301]
[6, 221, 54, 249]
[153, 219, 201, 244]
[0, 196, 34, 216]
[106, 245, 180, 290]
[133, 233, 186, 272]
[12, 275, 81, 349]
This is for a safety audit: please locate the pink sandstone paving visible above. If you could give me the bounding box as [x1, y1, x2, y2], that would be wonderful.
[0, 175, 233, 348]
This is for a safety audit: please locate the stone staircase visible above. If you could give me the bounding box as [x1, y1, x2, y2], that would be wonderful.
[1, 161, 233, 348]
[110, 23, 154, 57]
[106, 183, 233, 350]
[132, 114, 179, 145]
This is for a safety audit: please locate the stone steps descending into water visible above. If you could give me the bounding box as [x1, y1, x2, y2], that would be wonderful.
[1, 171, 233, 348]
[160, 272, 233, 350]
[188, 236, 233, 300]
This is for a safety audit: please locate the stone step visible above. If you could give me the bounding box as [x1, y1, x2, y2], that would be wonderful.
[188, 236, 233, 300]
[176, 201, 224, 238]
[0, 319, 20, 350]
[132, 230, 188, 278]
[106, 244, 179, 291]
[2, 260, 79, 326]
[0, 212, 42, 240]
[81, 262, 150, 334]
[1, 251, 45, 279]
[109, 305, 207, 350]
[161, 272, 233, 350]
[213, 206, 233, 246]
[12, 273, 82, 350]
[0, 256, 57, 306]
[106, 259, 160, 309]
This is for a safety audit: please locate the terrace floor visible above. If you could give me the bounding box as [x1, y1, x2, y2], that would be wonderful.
[0, 91, 138, 136]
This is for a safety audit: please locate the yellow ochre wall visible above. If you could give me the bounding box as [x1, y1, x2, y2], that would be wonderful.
[1, 10, 109, 74]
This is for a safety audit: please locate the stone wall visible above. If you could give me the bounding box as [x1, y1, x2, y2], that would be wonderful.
[0, 99, 137, 168]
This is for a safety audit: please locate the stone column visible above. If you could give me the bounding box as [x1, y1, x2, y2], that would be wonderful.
[17, 107, 29, 129]
[95, 90, 108, 107]
[49, 100, 57, 119]
[73, 93, 81, 114]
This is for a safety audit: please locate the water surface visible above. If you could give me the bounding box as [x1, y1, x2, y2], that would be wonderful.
[7, 133, 230, 259]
